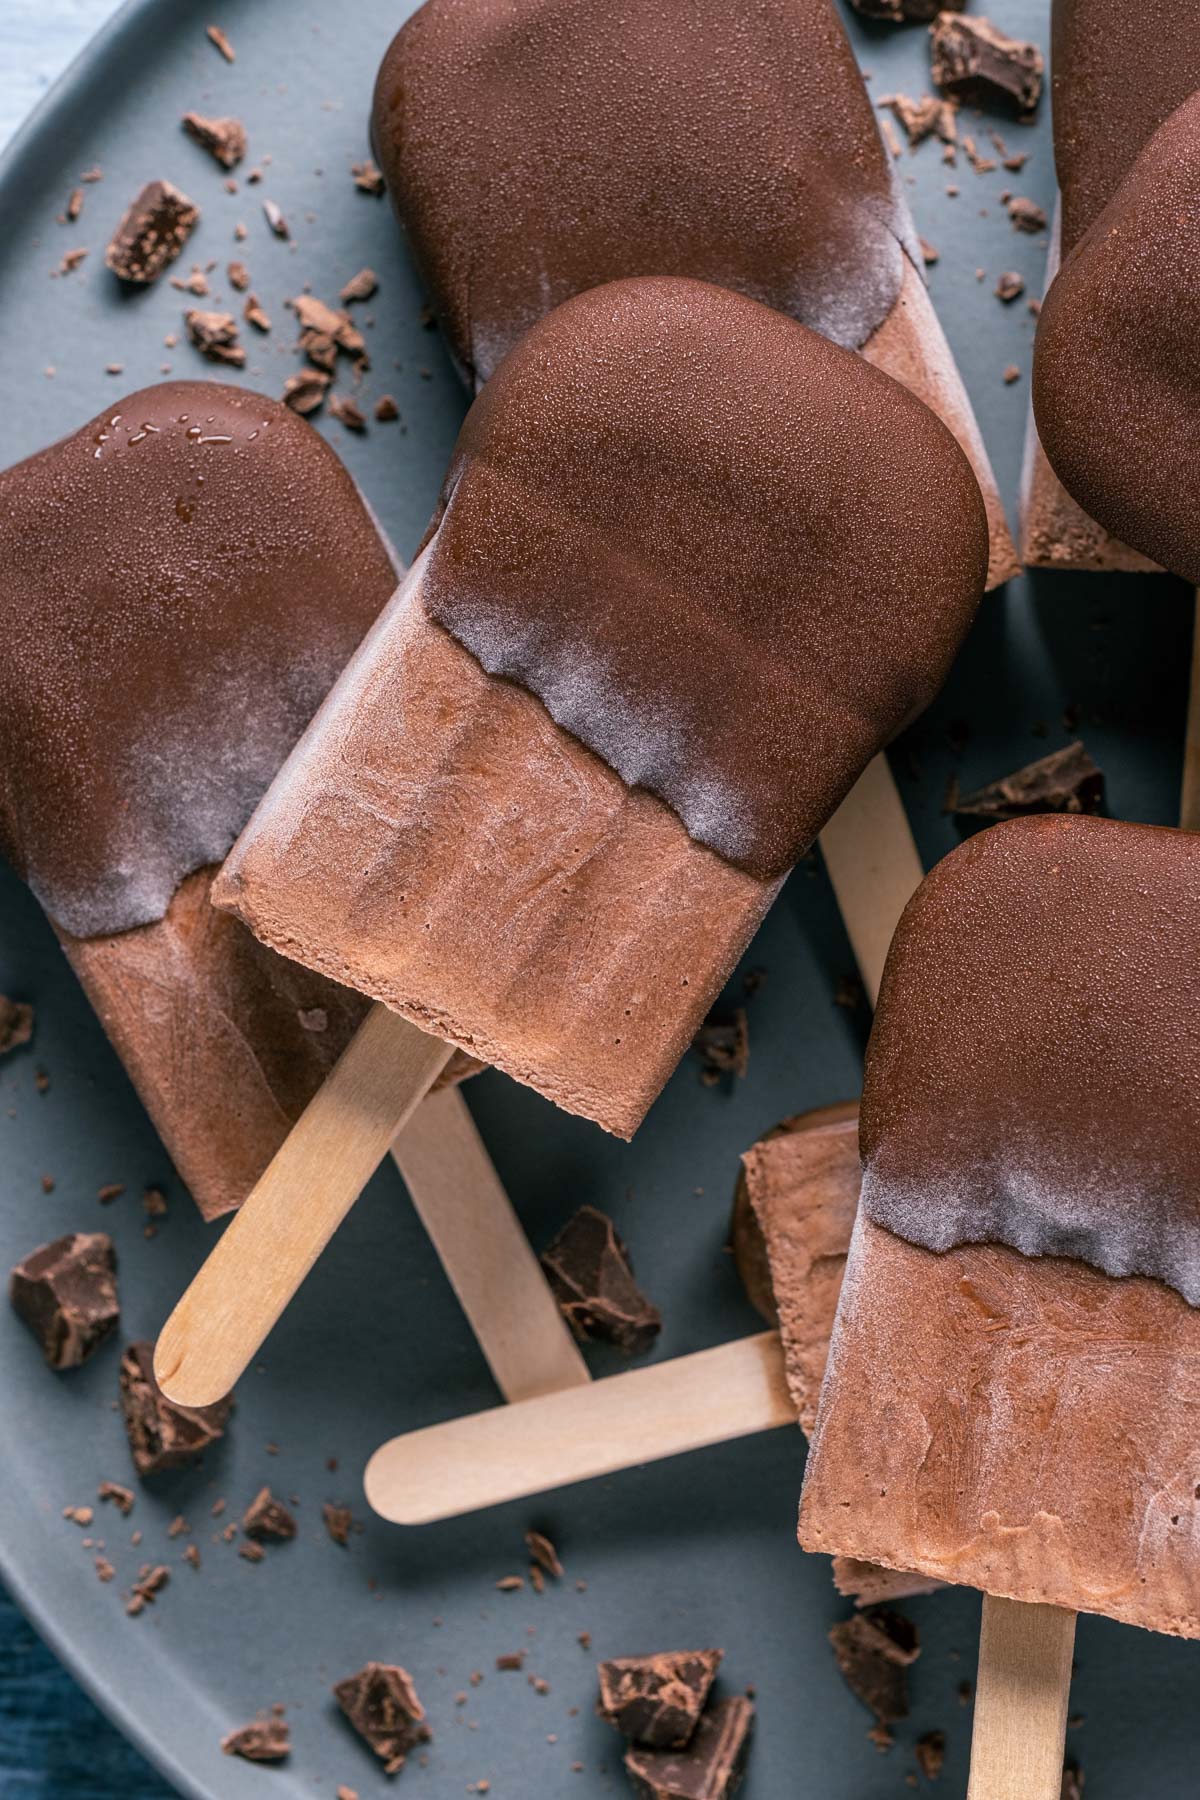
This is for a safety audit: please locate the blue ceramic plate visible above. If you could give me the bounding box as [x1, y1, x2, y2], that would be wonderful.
[0, 1, 1195, 1793]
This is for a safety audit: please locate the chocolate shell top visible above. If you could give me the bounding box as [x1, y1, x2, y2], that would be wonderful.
[860, 815, 1200, 1304]
[1052, 0, 1200, 254]
[420, 278, 988, 880]
[1033, 93, 1200, 582]
[0, 382, 399, 937]
[371, 0, 916, 388]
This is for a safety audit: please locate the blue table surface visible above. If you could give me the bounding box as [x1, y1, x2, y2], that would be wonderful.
[2, 20, 170, 1800]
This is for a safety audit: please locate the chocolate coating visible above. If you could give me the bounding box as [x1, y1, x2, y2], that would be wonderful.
[1033, 93, 1200, 583]
[0, 382, 398, 937]
[1051, 0, 1200, 255]
[371, 0, 916, 388]
[421, 277, 988, 880]
[861, 815, 1200, 1303]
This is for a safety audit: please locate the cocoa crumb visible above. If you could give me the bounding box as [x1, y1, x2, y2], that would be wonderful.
[242, 1487, 296, 1541]
[65, 187, 84, 222]
[222, 1716, 291, 1763]
[373, 394, 400, 422]
[282, 368, 331, 414]
[916, 1731, 946, 1780]
[323, 1501, 353, 1545]
[243, 294, 271, 332]
[525, 1530, 563, 1579]
[0, 997, 34, 1056]
[1002, 364, 1021, 384]
[1007, 196, 1047, 233]
[181, 112, 246, 169]
[693, 1008, 749, 1084]
[98, 1481, 134, 1515]
[184, 309, 245, 365]
[351, 158, 385, 196]
[262, 199, 289, 238]
[206, 24, 235, 62]
[227, 259, 250, 290]
[329, 394, 367, 432]
[340, 267, 378, 302]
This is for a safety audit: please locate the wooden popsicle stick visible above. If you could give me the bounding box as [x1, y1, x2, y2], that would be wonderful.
[1180, 592, 1200, 832]
[389, 1085, 590, 1401]
[365, 1329, 794, 1525]
[818, 753, 924, 1005]
[966, 1596, 1076, 1800]
[155, 1003, 452, 1407]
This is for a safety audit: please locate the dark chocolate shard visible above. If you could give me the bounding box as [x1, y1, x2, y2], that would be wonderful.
[597, 1649, 722, 1750]
[541, 1206, 661, 1355]
[525, 1529, 563, 1578]
[623, 1695, 754, 1800]
[929, 15, 1043, 119]
[0, 995, 34, 1055]
[831, 1556, 943, 1607]
[242, 1486, 297, 1541]
[692, 1009, 749, 1086]
[119, 1340, 232, 1477]
[828, 1608, 920, 1725]
[947, 742, 1104, 823]
[9, 1232, 119, 1369]
[181, 112, 246, 170]
[334, 1663, 429, 1776]
[184, 309, 245, 366]
[850, 0, 962, 17]
[105, 180, 198, 284]
[222, 1716, 290, 1762]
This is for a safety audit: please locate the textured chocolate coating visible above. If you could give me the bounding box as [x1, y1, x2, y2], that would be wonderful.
[371, 0, 916, 388]
[0, 382, 398, 937]
[861, 815, 1200, 1302]
[1051, 0, 1200, 255]
[421, 278, 988, 881]
[1033, 93, 1200, 583]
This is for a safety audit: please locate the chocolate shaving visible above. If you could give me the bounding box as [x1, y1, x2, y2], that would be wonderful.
[947, 742, 1104, 823]
[10, 1233, 119, 1370]
[929, 14, 1044, 120]
[351, 158, 385, 196]
[0, 995, 34, 1056]
[916, 1730, 946, 1780]
[334, 1663, 429, 1776]
[340, 267, 378, 303]
[184, 309, 245, 366]
[828, 1608, 920, 1726]
[222, 1717, 290, 1762]
[242, 1487, 296, 1541]
[65, 188, 83, 222]
[105, 181, 198, 284]
[623, 1696, 754, 1800]
[525, 1529, 563, 1579]
[243, 294, 271, 332]
[598, 1650, 722, 1750]
[126, 1564, 170, 1615]
[206, 24, 235, 62]
[282, 368, 331, 414]
[181, 112, 246, 170]
[329, 395, 367, 433]
[692, 1009, 749, 1085]
[541, 1206, 662, 1355]
[119, 1341, 232, 1477]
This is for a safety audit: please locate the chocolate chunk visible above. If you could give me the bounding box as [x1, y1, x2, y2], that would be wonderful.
[222, 1717, 290, 1762]
[947, 742, 1104, 824]
[1002, 364, 1021, 385]
[290, 294, 366, 355]
[227, 259, 250, 290]
[623, 1696, 754, 1800]
[262, 199, 289, 238]
[374, 394, 400, 423]
[879, 95, 958, 148]
[10, 1233, 119, 1369]
[1008, 196, 1047, 234]
[598, 1650, 722, 1750]
[351, 158, 385, 196]
[98, 1479, 135, 1515]
[995, 271, 1025, 303]
[916, 1730, 946, 1779]
[126, 1563, 170, 1615]
[333, 1663, 429, 1776]
[329, 395, 368, 433]
[929, 15, 1043, 120]
[242, 1487, 297, 1540]
[243, 294, 271, 332]
[105, 180, 198, 284]
[0, 995, 33, 1055]
[525, 1529, 563, 1579]
[323, 1501, 353, 1545]
[181, 112, 246, 170]
[828, 1608, 920, 1725]
[282, 368, 331, 414]
[850, 0, 962, 17]
[692, 1009, 749, 1086]
[119, 1340, 232, 1477]
[541, 1206, 662, 1355]
[184, 309, 245, 366]
[206, 23, 235, 61]
[340, 267, 378, 303]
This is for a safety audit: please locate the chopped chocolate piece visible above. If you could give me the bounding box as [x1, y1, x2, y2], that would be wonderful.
[0, 995, 33, 1055]
[65, 188, 83, 222]
[1061, 1763, 1084, 1800]
[831, 1557, 943, 1606]
[916, 1731, 946, 1780]
[181, 112, 246, 169]
[183, 1543, 201, 1569]
[525, 1529, 563, 1579]
[995, 271, 1025, 303]
[495, 1574, 524, 1592]
[184, 308, 245, 366]
[323, 1501, 352, 1545]
[850, 0, 962, 17]
[227, 258, 250, 290]
[105, 180, 198, 285]
[10, 1233, 118, 1370]
[63, 1504, 94, 1526]
[878, 94, 955, 148]
[623, 1696, 754, 1800]
[206, 24, 235, 61]
[961, 135, 997, 175]
[142, 1186, 167, 1219]
[828, 1609, 920, 1726]
[340, 267, 378, 303]
[496, 1652, 525, 1671]
[222, 1717, 290, 1762]
[929, 15, 1043, 119]
[282, 368, 331, 414]
[351, 158, 385, 196]
[334, 1663, 429, 1777]
[242, 1486, 297, 1540]
[692, 1009, 749, 1085]
[55, 248, 88, 276]
[918, 238, 939, 265]
[948, 742, 1104, 824]
[95, 1557, 115, 1583]
[541, 1206, 662, 1355]
[301, 329, 339, 371]
[1007, 196, 1046, 234]
[1002, 364, 1021, 385]
[330, 395, 367, 433]
[239, 1540, 266, 1563]
[291, 294, 366, 353]
[127, 1564, 170, 1613]
[119, 1340, 232, 1477]
[98, 1480, 134, 1515]
[167, 1514, 190, 1538]
[243, 294, 271, 332]
[598, 1650, 722, 1750]
[262, 199, 289, 238]
[374, 394, 400, 423]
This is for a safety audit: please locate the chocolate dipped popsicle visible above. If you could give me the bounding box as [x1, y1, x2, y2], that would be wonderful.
[157, 276, 986, 1410]
[370, 0, 1016, 587]
[1021, 0, 1200, 570]
[799, 814, 1200, 1792]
